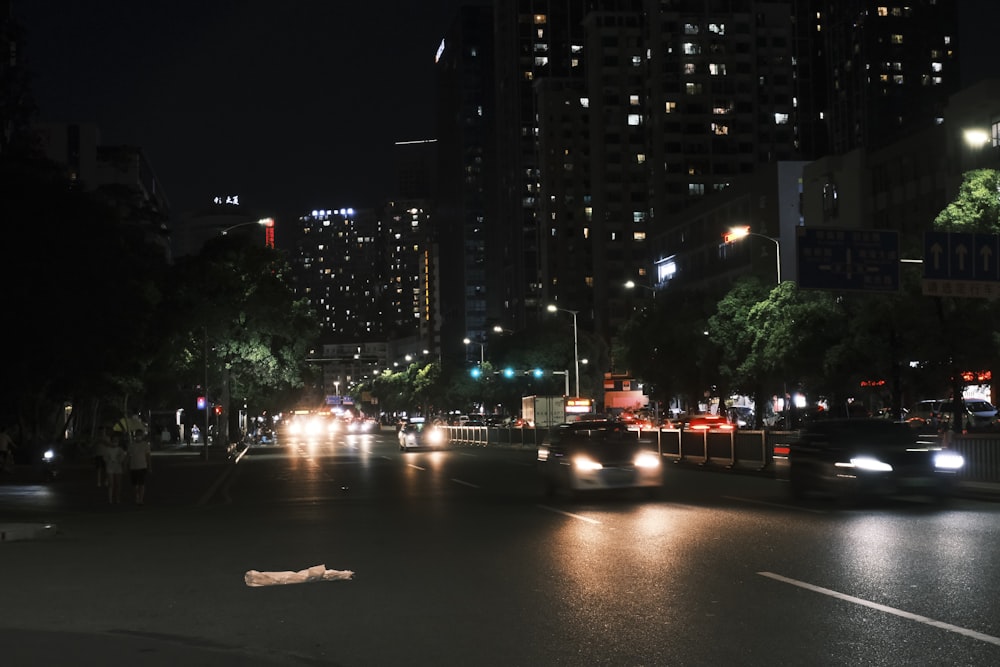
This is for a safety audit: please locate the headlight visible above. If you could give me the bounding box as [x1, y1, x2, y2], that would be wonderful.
[634, 452, 661, 468]
[573, 455, 603, 472]
[840, 456, 893, 472]
[934, 451, 965, 470]
[43, 448, 55, 462]
[425, 428, 445, 445]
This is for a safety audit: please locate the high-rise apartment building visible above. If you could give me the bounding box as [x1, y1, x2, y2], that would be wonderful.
[823, 0, 959, 155]
[434, 5, 495, 363]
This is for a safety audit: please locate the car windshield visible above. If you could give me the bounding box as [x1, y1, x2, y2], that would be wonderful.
[806, 419, 917, 447]
[965, 401, 994, 412]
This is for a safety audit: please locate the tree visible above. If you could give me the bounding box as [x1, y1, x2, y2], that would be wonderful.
[934, 169, 1000, 232]
[158, 235, 319, 441]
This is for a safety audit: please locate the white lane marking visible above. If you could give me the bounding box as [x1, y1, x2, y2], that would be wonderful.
[407, 463, 426, 471]
[451, 478, 480, 488]
[723, 496, 827, 514]
[537, 505, 602, 524]
[758, 571, 1000, 647]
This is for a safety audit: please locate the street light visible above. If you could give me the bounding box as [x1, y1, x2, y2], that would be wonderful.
[220, 217, 274, 236]
[546, 304, 580, 397]
[725, 225, 781, 284]
[463, 337, 485, 365]
[624, 280, 657, 298]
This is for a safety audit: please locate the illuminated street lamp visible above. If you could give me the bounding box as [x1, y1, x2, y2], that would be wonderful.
[221, 217, 274, 236]
[546, 304, 580, 397]
[463, 337, 485, 365]
[725, 225, 781, 284]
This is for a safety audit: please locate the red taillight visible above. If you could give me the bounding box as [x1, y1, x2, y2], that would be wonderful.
[773, 445, 791, 456]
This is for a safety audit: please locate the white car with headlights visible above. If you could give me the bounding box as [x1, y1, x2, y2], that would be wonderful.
[775, 418, 964, 502]
[398, 417, 448, 451]
[537, 419, 662, 497]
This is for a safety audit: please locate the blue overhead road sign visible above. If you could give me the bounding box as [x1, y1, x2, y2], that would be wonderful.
[796, 227, 899, 292]
[923, 231, 1000, 299]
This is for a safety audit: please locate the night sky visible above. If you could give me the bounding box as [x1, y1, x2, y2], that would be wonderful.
[13, 1, 999, 224]
[14, 1, 469, 220]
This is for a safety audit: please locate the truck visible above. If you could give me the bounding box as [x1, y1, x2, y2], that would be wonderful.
[522, 395, 566, 428]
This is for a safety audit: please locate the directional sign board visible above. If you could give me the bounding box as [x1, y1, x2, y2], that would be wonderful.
[796, 227, 899, 292]
[923, 231, 1000, 299]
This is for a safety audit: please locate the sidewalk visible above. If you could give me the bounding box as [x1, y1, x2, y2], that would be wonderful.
[1, 442, 242, 544]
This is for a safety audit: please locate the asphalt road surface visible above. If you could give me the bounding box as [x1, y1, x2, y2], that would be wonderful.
[2, 427, 999, 666]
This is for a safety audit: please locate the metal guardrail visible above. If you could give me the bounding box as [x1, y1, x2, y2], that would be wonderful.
[442, 426, 1000, 484]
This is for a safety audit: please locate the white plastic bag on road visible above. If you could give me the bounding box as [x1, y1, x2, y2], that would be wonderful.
[244, 564, 354, 587]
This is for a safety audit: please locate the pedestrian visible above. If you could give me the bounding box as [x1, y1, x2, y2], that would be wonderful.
[93, 427, 111, 487]
[0, 425, 16, 473]
[102, 433, 126, 504]
[127, 430, 152, 505]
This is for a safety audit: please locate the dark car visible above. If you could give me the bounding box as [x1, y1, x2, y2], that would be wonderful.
[775, 418, 964, 502]
[537, 419, 662, 497]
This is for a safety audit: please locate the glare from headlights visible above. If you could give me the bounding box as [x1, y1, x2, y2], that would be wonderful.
[573, 455, 603, 472]
[934, 451, 965, 470]
[425, 427, 445, 445]
[43, 449, 55, 462]
[634, 452, 661, 468]
[840, 456, 893, 472]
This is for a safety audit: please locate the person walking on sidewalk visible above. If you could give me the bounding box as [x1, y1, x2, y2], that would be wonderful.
[127, 430, 152, 505]
[102, 433, 126, 504]
[0, 425, 16, 473]
[93, 427, 111, 487]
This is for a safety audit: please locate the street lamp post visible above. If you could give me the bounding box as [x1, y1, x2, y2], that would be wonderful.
[463, 337, 485, 365]
[725, 225, 781, 284]
[624, 280, 656, 297]
[546, 305, 580, 397]
[221, 217, 274, 236]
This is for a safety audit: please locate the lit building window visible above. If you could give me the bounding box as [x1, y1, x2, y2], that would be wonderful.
[685, 82, 702, 95]
[533, 14, 546, 24]
[633, 231, 646, 241]
[689, 183, 705, 195]
[636, 153, 646, 164]
[683, 42, 701, 55]
[665, 101, 677, 113]
[535, 57, 549, 66]
[709, 23, 725, 35]
[710, 63, 726, 76]
[629, 94, 640, 106]
[712, 123, 728, 135]
[684, 62, 696, 74]
[580, 97, 589, 108]
[877, 6, 888, 17]
[893, 74, 904, 84]
[684, 23, 699, 35]
[632, 55, 642, 67]
[633, 211, 645, 223]
[891, 34, 903, 44]
[774, 112, 789, 124]
[931, 62, 942, 72]
[628, 114, 642, 126]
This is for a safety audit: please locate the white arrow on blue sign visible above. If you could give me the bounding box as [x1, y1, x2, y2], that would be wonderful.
[924, 231, 1000, 281]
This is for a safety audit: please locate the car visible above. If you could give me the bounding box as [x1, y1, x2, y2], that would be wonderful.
[776, 418, 964, 502]
[398, 417, 448, 451]
[907, 398, 998, 432]
[683, 413, 736, 432]
[536, 419, 662, 497]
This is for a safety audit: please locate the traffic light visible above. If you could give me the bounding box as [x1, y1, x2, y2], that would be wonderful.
[503, 367, 516, 379]
[213, 405, 223, 415]
[470, 367, 482, 379]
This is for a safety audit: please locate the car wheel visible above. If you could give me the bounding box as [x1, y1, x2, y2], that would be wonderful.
[788, 465, 808, 500]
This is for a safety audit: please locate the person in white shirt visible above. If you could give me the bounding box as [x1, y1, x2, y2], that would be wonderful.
[127, 431, 152, 505]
